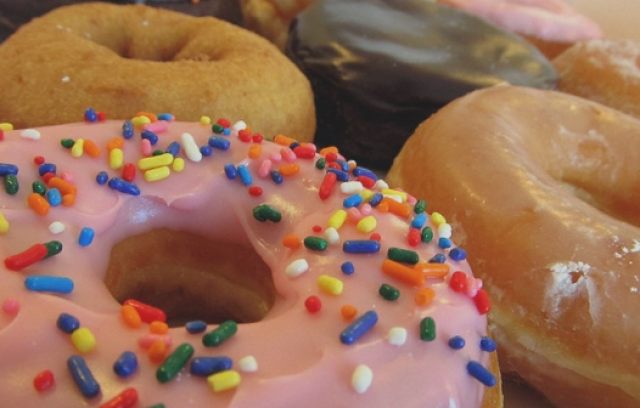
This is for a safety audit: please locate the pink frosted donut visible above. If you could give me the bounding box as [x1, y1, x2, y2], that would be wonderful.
[0, 114, 500, 407]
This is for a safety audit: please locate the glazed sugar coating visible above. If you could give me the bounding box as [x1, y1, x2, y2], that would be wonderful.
[554, 39, 640, 119]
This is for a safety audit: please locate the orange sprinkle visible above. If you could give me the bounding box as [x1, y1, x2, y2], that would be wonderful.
[415, 287, 436, 307]
[27, 193, 50, 216]
[273, 134, 296, 146]
[48, 177, 76, 195]
[381, 198, 411, 218]
[279, 163, 300, 177]
[381, 259, 425, 287]
[83, 139, 101, 158]
[248, 144, 262, 159]
[121, 304, 142, 329]
[107, 136, 125, 151]
[282, 234, 301, 250]
[319, 146, 338, 156]
[340, 304, 357, 321]
[61, 193, 76, 207]
[377, 200, 390, 213]
[136, 111, 158, 122]
[148, 339, 167, 364]
[415, 262, 450, 280]
[150, 321, 169, 335]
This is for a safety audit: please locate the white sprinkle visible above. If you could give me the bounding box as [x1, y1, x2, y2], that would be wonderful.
[351, 364, 373, 394]
[232, 120, 247, 132]
[631, 287, 639, 294]
[284, 259, 309, 278]
[48, 221, 65, 235]
[340, 181, 364, 195]
[180, 132, 202, 162]
[20, 129, 41, 140]
[141, 20, 149, 27]
[237, 355, 258, 372]
[61, 75, 70, 83]
[374, 179, 389, 191]
[324, 227, 340, 245]
[387, 327, 407, 346]
[383, 194, 403, 203]
[438, 223, 452, 239]
[631, 240, 640, 253]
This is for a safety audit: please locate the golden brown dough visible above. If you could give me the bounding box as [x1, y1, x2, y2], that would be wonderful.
[0, 2, 315, 140]
[241, 0, 314, 48]
[389, 85, 640, 408]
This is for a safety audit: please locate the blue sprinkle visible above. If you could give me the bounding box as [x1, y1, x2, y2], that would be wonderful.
[449, 248, 467, 261]
[343, 194, 363, 208]
[224, 164, 237, 180]
[38, 163, 56, 176]
[141, 130, 159, 146]
[84, 107, 98, 123]
[438, 237, 452, 249]
[289, 142, 300, 150]
[108, 177, 140, 195]
[25, 275, 74, 294]
[340, 310, 378, 345]
[223, 128, 231, 136]
[96, 171, 109, 185]
[185, 320, 207, 334]
[113, 351, 138, 378]
[429, 253, 446, 264]
[122, 120, 134, 139]
[480, 336, 497, 352]
[326, 168, 349, 182]
[352, 167, 378, 180]
[0, 163, 18, 176]
[68, 355, 101, 398]
[343, 240, 381, 254]
[209, 137, 230, 151]
[270, 170, 283, 185]
[57, 313, 80, 334]
[157, 113, 174, 121]
[166, 141, 181, 157]
[200, 145, 213, 157]
[411, 213, 427, 229]
[448, 335, 466, 350]
[369, 192, 384, 207]
[46, 188, 62, 207]
[78, 227, 95, 247]
[467, 361, 496, 387]
[335, 159, 349, 172]
[341, 261, 355, 275]
[190, 356, 233, 377]
[237, 165, 252, 186]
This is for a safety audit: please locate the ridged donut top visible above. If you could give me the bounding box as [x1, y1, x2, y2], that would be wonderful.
[0, 115, 495, 406]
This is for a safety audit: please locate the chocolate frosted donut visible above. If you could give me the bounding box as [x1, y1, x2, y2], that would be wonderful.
[286, 0, 558, 169]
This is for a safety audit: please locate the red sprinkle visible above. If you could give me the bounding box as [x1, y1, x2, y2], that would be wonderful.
[217, 118, 231, 128]
[33, 156, 45, 165]
[326, 162, 341, 171]
[248, 186, 263, 197]
[4, 243, 48, 271]
[252, 133, 263, 144]
[293, 145, 315, 159]
[238, 129, 252, 143]
[123, 299, 166, 323]
[407, 228, 421, 247]
[33, 369, 55, 392]
[325, 152, 338, 162]
[0, 130, 3, 141]
[449, 271, 468, 293]
[304, 295, 322, 314]
[312, 225, 323, 233]
[122, 163, 136, 182]
[357, 175, 376, 189]
[369, 232, 382, 241]
[100, 387, 138, 408]
[319, 172, 337, 200]
[473, 288, 491, 315]
[97, 112, 107, 122]
[42, 172, 55, 183]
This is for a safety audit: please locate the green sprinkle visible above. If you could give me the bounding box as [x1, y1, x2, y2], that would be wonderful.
[414, 199, 427, 214]
[421, 227, 434, 243]
[420, 317, 436, 341]
[315, 158, 326, 170]
[156, 343, 194, 383]
[60, 139, 75, 149]
[253, 204, 282, 223]
[387, 247, 419, 265]
[44, 241, 63, 258]
[32, 180, 47, 196]
[212, 124, 224, 134]
[304, 236, 328, 251]
[203, 320, 237, 347]
[4, 174, 18, 195]
[147, 405, 166, 408]
[152, 150, 164, 156]
[379, 283, 400, 301]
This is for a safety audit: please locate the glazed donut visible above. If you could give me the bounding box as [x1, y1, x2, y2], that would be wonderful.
[0, 112, 501, 407]
[0, 3, 315, 142]
[388, 85, 640, 408]
[554, 39, 640, 119]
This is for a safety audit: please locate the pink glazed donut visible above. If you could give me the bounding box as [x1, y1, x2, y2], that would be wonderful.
[0, 113, 501, 407]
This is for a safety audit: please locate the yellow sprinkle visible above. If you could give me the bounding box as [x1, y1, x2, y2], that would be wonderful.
[327, 209, 347, 230]
[0, 123, 14, 131]
[208, 370, 241, 392]
[382, 188, 407, 202]
[109, 148, 124, 170]
[0, 211, 9, 234]
[431, 211, 447, 227]
[131, 115, 151, 128]
[359, 189, 374, 202]
[70, 327, 96, 353]
[71, 138, 85, 158]
[138, 153, 174, 171]
[199, 115, 212, 125]
[356, 215, 377, 233]
[317, 274, 344, 295]
[144, 166, 171, 182]
[172, 157, 185, 173]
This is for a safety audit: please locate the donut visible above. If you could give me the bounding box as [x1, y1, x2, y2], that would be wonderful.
[285, 0, 557, 170]
[388, 85, 640, 408]
[568, 0, 640, 42]
[0, 3, 315, 143]
[437, 0, 603, 58]
[553, 39, 640, 119]
[0, 112, 501, 406]
[241, 0, 313, 49]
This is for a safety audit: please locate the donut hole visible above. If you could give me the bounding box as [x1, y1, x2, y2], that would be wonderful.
[104, 228, 276, 327]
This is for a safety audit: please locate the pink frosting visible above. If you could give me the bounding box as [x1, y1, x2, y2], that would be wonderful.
[0, 119, 492, 407]
[439, 0, 602, 42]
